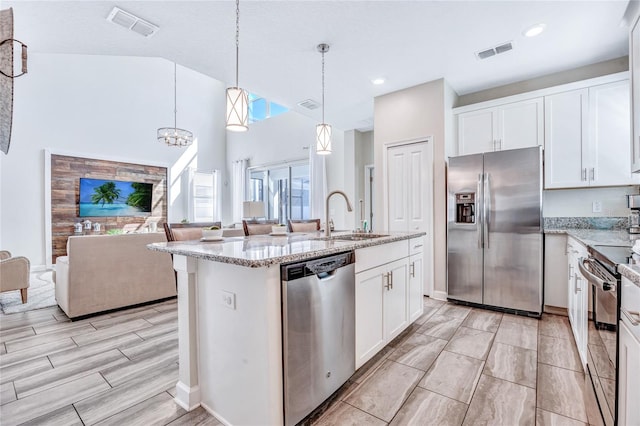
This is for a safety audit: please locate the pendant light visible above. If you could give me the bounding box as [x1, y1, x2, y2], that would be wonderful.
[157, 63, 194, 147]
[226, 0, 249, 132]
[316, 43, 331, 155]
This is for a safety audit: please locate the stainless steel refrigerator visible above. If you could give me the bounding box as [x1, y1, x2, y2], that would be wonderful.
[447, 146, 543, 315]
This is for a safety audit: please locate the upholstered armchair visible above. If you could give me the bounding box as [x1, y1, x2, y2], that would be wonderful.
[0, 250, 30, 303]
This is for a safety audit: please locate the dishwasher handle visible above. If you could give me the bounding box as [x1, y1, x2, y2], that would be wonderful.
[306, 256, 348, 275]
[282, 252, 355, 281]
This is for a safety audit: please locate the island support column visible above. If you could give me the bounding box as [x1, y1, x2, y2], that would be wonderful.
[173, 255, 200, 411]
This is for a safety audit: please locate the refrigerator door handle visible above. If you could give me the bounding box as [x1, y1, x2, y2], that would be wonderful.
[477, 173, 483, 248]
[484, 172, 490, 249]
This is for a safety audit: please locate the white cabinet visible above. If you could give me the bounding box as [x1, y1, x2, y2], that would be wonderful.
[355, 263, 386, 366]
[618, 311, 640, 425]
[545, 80, 638, 188]
[408, 237, 425, 322]
[566, 237, 588, 369]
[543, 234, 568, 309]
[355, 238, 424, 369]
[355, 258, 408, 369]
[631, 12, 640, 173]
[457, 97, 543, 155]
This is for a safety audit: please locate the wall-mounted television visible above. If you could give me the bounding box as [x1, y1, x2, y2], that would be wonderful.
[79, 178, 153, 217]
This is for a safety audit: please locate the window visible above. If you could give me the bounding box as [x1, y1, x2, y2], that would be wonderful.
[249, 163, 310, 223]
[248, 93, 288, 123]
[190, 170, 220, 222]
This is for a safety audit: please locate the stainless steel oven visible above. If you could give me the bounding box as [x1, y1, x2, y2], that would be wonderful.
[579, 245, 633, 426]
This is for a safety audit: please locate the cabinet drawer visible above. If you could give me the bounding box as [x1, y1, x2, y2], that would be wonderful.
[409, 237, 425, 256]
[355, 241, 408, 273]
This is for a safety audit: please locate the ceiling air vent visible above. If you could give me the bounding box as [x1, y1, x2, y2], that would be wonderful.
[106, 7, 159, 38]
[475, 41, 514, 60]
[297, 99, 320, 110]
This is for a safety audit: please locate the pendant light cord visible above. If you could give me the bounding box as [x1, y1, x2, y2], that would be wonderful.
[235, 0, 240, 88]
[321, 50, 325, 124]
[173, 62, 177, 130]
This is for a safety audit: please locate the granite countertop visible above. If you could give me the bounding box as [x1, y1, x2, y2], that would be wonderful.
[545, 228, 636, 247]
[544, 217, 640, 286]
[619, 264, 640, 287]
[148, 231, 426, 268]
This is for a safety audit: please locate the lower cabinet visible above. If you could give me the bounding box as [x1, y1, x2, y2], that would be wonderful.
[543, 234, 568, 309]
[408, 252, 424, 322]
[567, 236, 588, 369]
[618, 315, 640, 425]
[355, 259, 408, 369]
[354, 238, 424, 369]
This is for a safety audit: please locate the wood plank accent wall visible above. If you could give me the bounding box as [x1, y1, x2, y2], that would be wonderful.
[51, 154, 167, 263]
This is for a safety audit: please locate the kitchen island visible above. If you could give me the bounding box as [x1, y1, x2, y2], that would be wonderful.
[148, 231, 425, 425]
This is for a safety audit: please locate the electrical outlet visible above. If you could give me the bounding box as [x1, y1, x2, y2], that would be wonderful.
[221, 291, 236, 310]
[592, 201, 602, 213]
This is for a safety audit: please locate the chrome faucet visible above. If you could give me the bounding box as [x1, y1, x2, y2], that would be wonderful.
[325, 190, 353, 237]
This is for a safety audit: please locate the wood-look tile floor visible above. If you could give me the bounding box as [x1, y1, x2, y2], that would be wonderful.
[0, 298, 594, 425]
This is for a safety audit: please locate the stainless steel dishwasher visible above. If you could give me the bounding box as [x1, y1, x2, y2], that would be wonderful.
[281, 251, 355, 426]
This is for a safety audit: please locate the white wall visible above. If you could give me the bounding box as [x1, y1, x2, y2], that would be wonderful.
[225, 111, 351, 229]
[353, 130, 374, 228]
[544, 186, 638, 217]
[374, 78, 453, 297]
[0, 53, 227, 269]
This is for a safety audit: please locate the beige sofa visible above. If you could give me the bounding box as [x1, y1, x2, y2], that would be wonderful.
[55, 233, 176, 319]
[0, 250, 30, 303]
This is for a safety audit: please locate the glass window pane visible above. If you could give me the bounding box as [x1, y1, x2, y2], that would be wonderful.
[269, 102, 288, 118]
[250, 98, 268, 122]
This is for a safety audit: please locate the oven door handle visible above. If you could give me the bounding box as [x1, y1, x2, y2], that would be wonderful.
[622, 308, 640, 326]
[577, 257, 616, 292]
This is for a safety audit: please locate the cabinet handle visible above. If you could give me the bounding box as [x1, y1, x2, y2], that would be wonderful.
[410, 262, 415, 278]
[590, 168, 595, 181]
[582, 168, 587, 181]
[383, 273, 391, 290]
[413, 244, 423, 249]
[389, 271, 393, 289]
[622, 308, 640, 326]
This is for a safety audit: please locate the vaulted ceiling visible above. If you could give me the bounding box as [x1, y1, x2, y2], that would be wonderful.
[5, 1, 630, 131]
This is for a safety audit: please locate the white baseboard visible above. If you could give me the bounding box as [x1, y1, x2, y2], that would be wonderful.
[201, 402, 232, 426]
[174, 382, 201, 412]
[431, 290, 448, 301]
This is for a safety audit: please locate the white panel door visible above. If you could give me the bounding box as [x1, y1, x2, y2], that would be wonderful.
[498, 98, 543, 151]
[588, 80, 639, 186]
[544, 89, 589, 189]
[387, 148, 407, 233]
[408, 146, 429, 233]
[386, 141, 433, 297]
[457, 109, 496, 155]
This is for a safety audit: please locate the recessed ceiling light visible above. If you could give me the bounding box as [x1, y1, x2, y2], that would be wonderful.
[371, 78, 385, 85]
[523, 23, 546, 37]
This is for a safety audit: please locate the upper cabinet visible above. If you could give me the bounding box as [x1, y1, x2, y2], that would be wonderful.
[545, 80, 638, 188]
[457, 98, 543, 155]
[631, 13, 640, 173]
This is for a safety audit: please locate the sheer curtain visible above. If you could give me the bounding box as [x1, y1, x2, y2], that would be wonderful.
[231, 159, 248, 223]
[309, 148, 327, 226]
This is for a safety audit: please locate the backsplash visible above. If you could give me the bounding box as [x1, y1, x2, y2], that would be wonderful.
[544, 217, 628, 230]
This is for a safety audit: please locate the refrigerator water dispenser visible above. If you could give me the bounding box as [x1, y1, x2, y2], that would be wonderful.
[455, 193, 475, 224]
